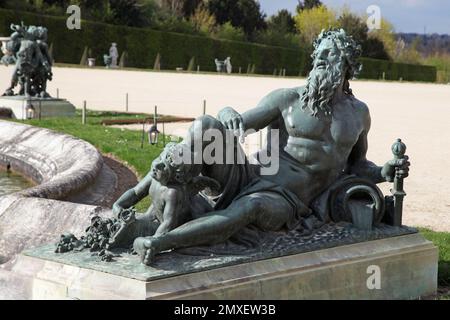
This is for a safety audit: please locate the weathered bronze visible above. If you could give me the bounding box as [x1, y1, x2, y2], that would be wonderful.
[1, 22, 53, 97]
[58, 29, 411, 267]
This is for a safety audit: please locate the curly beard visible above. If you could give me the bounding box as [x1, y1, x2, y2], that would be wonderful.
[301, 61, 345, 117]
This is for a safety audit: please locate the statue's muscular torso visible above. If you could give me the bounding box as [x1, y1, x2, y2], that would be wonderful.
[248, 87, 370, 205]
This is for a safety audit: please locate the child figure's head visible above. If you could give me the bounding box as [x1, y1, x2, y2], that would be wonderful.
[150, 143, 200, 185]
[150, 154, 172, 185]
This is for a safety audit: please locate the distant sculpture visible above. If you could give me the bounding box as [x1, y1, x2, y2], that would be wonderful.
[224, 57, 232, 74]
[1, 38, 16, 65]
[104, 43, 119, 68]
[215, 57, 232, 74]
[2, 22, 53, 97]
[214, 58, 225, 73]
[58, 29, 411, 266]
[103, 54, 112, 68]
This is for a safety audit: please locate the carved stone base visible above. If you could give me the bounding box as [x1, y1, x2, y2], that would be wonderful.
[8, 233, 438, 300]
[0, 96, 75, 119]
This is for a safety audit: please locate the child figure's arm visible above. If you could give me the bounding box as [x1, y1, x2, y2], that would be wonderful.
[154, 188, 183, 236]
[112, 171, 153, 215]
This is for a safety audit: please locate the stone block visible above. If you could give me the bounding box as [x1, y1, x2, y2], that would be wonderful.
[0, 96, 75, 120]
[9, 233, 438, 300]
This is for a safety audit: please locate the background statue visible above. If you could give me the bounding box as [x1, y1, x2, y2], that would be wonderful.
[214, 57, 232, 73]
[224, 57, 232, 74]
[214, 58, 225, 73]
[1, 39, 16, 65]
[2, 22, 53, 97]
[104, 42, 119, 68]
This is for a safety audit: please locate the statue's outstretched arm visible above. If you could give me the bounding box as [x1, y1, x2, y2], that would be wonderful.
[217, 88, 296, 141]
[346, 126, 384, 184]
[347, 127, 410, 185]
[345, 104, 384, 183]
[346, 107, 409, 184]
[242, 88, 298, 132]
[112, 172, 153, 215]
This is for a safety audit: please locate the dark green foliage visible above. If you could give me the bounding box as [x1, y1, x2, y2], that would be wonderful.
[420, 228, 450, 287]
[337, 12, 390, 60]
[296, 0, 322, 13]
[337, 12, 368, 48]
[0, 8, 436, 81]
[267, 9, 296, 34]
[105, 0, 153, 27]
[207, 0, 266, 38]
[363, 38, 390, 60]
[256, 9, 301, 49]
[0, 8, 306, 76]
[254, 30, 300, 49]
[181, 0, 204, 18]
[359, 57, 436, 82]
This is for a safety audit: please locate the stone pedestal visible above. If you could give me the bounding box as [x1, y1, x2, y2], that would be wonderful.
[12, 233, 438, 300]
[0, 96, 75, 119]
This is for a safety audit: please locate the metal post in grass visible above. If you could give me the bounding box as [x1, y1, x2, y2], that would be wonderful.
[203, 99, 206, 115]
[56, 88, 59, 99]
[140, 119, 145, 149]
[82, 101, 86, 125]
[162, 121, 166, 147]
[38, 100, 42, 120]
[126, 93, 129, 112]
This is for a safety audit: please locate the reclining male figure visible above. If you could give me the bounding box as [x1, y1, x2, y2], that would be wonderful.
[111, 29, 410, 265]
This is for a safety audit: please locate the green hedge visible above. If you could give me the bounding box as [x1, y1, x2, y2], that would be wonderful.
[359, 57, 436, 82]
[0, 8, 436, 82]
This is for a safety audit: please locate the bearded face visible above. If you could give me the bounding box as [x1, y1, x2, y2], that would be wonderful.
[301, 38, 347, 116]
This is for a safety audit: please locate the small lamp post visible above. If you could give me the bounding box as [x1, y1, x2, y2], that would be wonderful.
[148, 124, 160, 145]
[148, 105, 160, 145]
[26, 101, 35, 119]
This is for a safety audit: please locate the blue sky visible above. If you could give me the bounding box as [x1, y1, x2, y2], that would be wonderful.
[258, 0, 450, 35]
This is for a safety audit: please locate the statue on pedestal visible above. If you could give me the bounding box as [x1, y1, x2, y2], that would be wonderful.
[2, 22, 53, 98]
[57, 29, 411, 267]
[104, 43, 119, 68]
[214, 57, 232, 74]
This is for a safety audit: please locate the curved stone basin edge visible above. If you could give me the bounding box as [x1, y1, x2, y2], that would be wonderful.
[0, 120, 103, 199]
[0, 120, 113, 266]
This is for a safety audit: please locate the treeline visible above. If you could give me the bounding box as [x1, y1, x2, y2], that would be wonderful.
[0, 8, 436, 82]
[398, 33, 450, 56]
[0, 0, 391, 60]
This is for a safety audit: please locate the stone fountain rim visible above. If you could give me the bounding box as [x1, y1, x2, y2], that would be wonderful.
[0, 120, 103, 200]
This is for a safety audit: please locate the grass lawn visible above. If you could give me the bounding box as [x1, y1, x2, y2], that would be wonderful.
[420, 228, 450, 298]
[7, 112, 450, 297]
